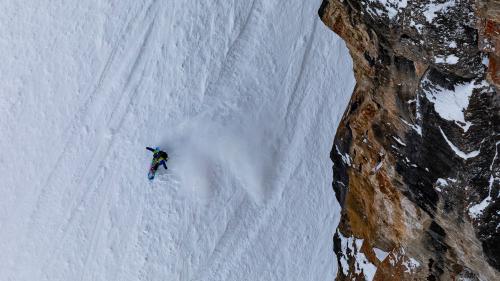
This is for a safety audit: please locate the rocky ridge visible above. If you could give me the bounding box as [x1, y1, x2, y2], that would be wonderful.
[319, 0, 499, 280]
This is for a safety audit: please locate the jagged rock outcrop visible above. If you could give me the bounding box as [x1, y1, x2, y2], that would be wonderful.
[319, 0, 499, 280]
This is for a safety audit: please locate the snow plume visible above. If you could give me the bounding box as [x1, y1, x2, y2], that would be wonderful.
[160, 118, 270, 203]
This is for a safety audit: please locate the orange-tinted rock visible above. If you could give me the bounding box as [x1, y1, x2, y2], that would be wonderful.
[477, 4, 500, 87]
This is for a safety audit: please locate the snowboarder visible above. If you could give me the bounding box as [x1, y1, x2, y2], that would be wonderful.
[146, 147, 169, 180]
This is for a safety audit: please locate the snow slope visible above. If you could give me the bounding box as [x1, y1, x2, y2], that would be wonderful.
[0, 0, 354, 280]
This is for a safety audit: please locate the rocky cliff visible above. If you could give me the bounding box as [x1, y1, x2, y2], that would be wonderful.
[319, 0, 499, 280]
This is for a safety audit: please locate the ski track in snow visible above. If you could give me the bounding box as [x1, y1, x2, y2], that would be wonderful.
[0, 0, 354, 280]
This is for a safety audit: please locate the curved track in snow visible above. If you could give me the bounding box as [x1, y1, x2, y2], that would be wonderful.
[0, 0, 354, 280]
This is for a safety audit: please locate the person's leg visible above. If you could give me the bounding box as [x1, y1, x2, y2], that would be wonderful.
[151, 162, 159, 171]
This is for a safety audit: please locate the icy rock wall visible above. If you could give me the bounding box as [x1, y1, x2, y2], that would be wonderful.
[319, 0, 499, 280]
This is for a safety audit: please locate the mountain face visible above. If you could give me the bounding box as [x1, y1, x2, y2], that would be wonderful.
[319, 0, 499, 280]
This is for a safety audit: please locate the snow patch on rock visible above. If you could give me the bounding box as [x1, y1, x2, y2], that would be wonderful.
[423, 79, 488, 132]
[435, 54, 459, 64]
[364, 0, 408, 20]
[401, 119, 422, 136]
[403, 257, 421, 273]
[336, 145, 352, 166]
[338, 231, 378, 280]
[373, 247, 389, 262]
[392, 136, 406, 146]
[469, 193, 492, 219]
[439, 127, 480, 159]
[423, 0, 456, 23]
[469, 141, 500, 219]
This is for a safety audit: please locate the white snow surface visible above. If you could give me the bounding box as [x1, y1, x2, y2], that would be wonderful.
[0, 0, 355, 281]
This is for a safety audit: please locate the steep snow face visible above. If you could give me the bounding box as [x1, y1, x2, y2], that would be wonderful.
[0, 1, 354, 280]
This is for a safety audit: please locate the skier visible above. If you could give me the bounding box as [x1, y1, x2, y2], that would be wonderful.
[146, 147, 169, 180]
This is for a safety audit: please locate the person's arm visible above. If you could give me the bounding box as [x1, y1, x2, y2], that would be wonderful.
[146, 147, 155, 152]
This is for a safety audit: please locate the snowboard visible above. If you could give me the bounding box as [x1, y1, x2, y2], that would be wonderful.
[148, 161, 159, 180]
[148, 168, 156, 180]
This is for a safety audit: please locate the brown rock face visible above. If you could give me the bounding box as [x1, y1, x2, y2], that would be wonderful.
[477, 0, 500, 86]
[319, 0, 499, 280]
